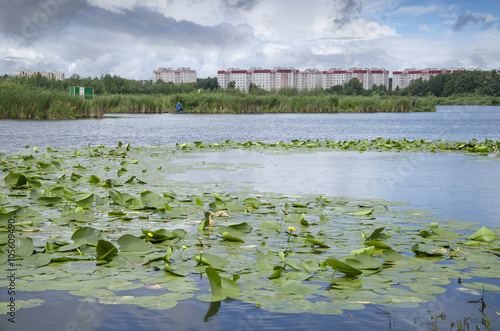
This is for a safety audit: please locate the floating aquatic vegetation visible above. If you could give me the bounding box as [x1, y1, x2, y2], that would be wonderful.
[0, 141, 499, 317]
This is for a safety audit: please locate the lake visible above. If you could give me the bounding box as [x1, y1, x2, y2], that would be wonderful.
[1, 106, 500, 155]
[1, 105, 500, 330]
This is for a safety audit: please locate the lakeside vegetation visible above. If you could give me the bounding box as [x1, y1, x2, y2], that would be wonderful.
[0, 141, 499, 327]
[1, 69, 499, 119]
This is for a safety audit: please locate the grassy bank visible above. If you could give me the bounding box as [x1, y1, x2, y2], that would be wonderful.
[99, 93, 437, 114]
[4, 87, 500, 119]
[0, 87, 102, 119]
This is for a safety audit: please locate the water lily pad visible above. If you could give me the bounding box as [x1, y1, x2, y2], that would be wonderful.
[326, 258, 363, 277]
[117, 234, 154, 252]
[469, 226, 496, 242]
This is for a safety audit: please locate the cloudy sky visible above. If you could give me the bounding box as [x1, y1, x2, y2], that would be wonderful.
[1, 0, 499, 79]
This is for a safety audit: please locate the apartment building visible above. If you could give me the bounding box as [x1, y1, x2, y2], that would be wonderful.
[153, 67, 196, 84]
[322, 68, 347, 89]
[218, 67, 299, 91]
[322, 68, 389, 90]
[297, 69, 322, 91]
[14, 69, 65, 80]
[392, 68, 482, 90]
[217, 67, 392, 91]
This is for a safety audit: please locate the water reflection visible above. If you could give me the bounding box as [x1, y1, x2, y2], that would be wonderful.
[167, 150, 500, 227]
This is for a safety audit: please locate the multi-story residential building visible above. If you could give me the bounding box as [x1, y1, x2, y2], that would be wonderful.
[322, 68, 389, 90]
[14, 69, 65, 80]
[370, 68, 390, 89]
[248, 68, 272, 91]
[217, 67, 299, 91]
[297, 69, 322, 91]
[217, 68, 249, 91]
[322, 68, 347, 89]
[392, 68, 482, 90]
[217, 66, 392, 91]
[271, 67, 299, 90]
[153, 67, 196, 84]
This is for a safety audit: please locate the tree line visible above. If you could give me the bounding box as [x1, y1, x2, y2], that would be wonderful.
[1, 69, 499, 97]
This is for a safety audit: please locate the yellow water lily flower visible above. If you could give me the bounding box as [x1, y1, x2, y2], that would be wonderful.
[288, 226, 295, 232]
[147, 232, 153, 237]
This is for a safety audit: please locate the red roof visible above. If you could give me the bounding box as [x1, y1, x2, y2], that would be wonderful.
[230, 70, 247, 74]
[393, 71, 402, 74]
[371, 70, 385, 74]
[217, 70, 226, 74]
[408, 71, 423, 74]
[253, 70, 271, 73]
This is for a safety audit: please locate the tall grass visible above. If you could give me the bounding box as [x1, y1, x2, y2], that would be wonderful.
[99, 93, 435, 114]
[0, 87, 102, 119]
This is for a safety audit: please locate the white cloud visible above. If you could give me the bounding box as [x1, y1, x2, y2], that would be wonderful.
[1, 0, 499, 79]
[394, 4, 442, 16]
[418, 24, 433, 32]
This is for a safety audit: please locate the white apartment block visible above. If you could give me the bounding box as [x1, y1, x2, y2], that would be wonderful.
[218, 67, 299, 91]
[217, 67, 391, 92]
[391, 68, 483, 90]
[153, 67, 196, 84]
[297, 69, 322, 91]
[14, 69, 65, 80]
[322, 69, 347, 89]
[322, 68, 389, 90]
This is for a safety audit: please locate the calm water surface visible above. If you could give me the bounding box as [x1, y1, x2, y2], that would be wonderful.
[1, 106, 499, 155]
[1, 106, 499, 330]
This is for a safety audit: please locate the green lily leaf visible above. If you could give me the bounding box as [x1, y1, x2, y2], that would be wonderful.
[75, 193, 95, 208]
[37, 196, 64, 205]
[365, 227, 388, 240]
[96, 240, 118, 260]
[353, 209, 374, 216]
[269, 266, 284, 279]
[305, 236, 330, 248]
[351, 246, 376, 256]
[89, 175, 101, 184]
[326, 258, 363, 277]
[363, 240, 391, 249]
[469, 226, 496, 242]
[222, 232, 245, 243]
[346, 252, 382, 270]
[382, 249, 408, 261]
[205, 267, 240, 300]
[227, 222, 252, 232]
[5, 173, 28, 188]
[71, 226, 101, 245]
[411, 244, 443, 257]
[21, 253, 51, 267]
[165, 263, 190, 277]
[302, 261, 319, 273]
[117, 234, 154, 252]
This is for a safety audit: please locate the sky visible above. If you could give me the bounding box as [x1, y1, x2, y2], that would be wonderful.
[0, 0, 499, 79]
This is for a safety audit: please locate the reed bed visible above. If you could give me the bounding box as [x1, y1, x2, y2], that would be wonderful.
[0, 87, 102, 119]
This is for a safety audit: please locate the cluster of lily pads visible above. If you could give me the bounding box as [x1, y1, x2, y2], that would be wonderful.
[177, 137, 500, 155]
[0, 140, 499, 317]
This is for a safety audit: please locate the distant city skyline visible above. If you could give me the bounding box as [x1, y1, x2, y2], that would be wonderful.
[1, 0, 499, 80]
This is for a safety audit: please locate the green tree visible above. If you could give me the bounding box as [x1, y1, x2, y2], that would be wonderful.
[342, 78, 363, 95]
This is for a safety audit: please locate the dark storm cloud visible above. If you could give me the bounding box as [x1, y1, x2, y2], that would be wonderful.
[221, 0, 259, 11]
[0, 0, 87, 42]
[453, 11, 492, 32]
[76, 5, 256, 47]
[333, 0, 364, 28]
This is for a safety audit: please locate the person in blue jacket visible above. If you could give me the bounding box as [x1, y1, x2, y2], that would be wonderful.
[176, 101, 183, 112]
